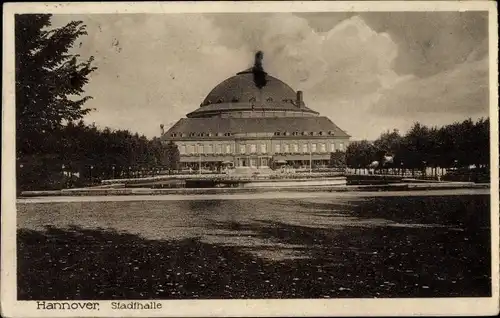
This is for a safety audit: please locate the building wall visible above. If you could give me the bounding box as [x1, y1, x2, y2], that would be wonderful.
[166, 137, 349, 162]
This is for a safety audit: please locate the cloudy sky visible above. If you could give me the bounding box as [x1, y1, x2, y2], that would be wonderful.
[50, 11, 489, 140]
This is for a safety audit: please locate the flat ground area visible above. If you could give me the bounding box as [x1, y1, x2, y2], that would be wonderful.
[17, 189, 491, 299]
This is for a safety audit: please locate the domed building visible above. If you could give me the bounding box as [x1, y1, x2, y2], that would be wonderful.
[161, 52, 350, 172]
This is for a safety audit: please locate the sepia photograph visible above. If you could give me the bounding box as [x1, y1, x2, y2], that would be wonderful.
[2, 1, 498, 317]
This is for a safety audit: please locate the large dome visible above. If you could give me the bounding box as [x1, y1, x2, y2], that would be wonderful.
[187, 68, 318, 118]
[202, 69, 297, 106]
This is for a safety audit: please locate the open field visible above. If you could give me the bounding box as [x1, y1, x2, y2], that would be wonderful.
[17, 190, 491, 299]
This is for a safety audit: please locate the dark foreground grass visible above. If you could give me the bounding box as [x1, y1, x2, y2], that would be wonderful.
[18, 219, 490, 300]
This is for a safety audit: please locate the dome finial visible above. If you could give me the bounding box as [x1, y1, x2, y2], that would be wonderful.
[253, 50, 267, 89]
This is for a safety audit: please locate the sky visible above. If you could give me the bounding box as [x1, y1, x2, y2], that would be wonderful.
[50, 11, 489, 140]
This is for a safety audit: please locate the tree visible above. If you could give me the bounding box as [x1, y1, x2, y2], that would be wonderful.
[373, 129, 402, 171]
[15, 14, 96, 155]
[163, 141, 180, 173]
[329, 150, 346, 169]
[346, 140, 376, 172]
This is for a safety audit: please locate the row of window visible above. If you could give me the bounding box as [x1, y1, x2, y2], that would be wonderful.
[171, 132, 232, 138]
[273, 131, 334, 136]
[171, 131, 335, 138]
[200, 97, 299, 106]
[179, 142, 345, 155]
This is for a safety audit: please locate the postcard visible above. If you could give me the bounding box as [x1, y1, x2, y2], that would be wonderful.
[2, 1, 498, 317]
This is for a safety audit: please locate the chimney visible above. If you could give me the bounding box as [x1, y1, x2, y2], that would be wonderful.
[160, 124, 165, 136]
[296, 91, 303, 107]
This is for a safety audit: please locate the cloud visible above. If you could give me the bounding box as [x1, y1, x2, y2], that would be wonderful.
[51, 14, 250, 135]
[48, 12, 489, 140]
[372, 55, 488, 117]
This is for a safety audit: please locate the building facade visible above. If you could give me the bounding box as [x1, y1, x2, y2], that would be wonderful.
[161, 55, 350, 171]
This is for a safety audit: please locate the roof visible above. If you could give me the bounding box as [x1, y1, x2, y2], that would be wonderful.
[163, 117, 350, 138]
[202, 72, 296, 106]
[187, 101, 318, 117]
[192, 70, 319, 117]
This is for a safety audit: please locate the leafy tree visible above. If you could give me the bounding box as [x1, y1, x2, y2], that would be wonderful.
[163, 141, 180, 173]
[373, 129, 402, 170]
[15, 14, 96, 155]
[329, 150, 346, 168]
[346, 140, 376, 172]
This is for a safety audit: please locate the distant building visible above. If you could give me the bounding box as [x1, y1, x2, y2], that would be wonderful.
[161, 52, 350, 171]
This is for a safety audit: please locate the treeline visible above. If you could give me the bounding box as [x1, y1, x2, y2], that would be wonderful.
[345, 118, 490, 175]
[18, 121, 179, 191]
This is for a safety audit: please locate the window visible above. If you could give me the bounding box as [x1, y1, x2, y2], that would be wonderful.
[293, 144, 299, 153]
[216, 144, 222, 154]
[224, 132, 231, 136]
[225, 144, 231, 154]
[283, 144, 290, 153]
[208, 144, 214, 154]
[309, 132, 314, 136]
[319, 131, 324, 136]
[320, 143, 326, 153]
[190, 145, 196, 154]
[261, 143, 267, 153]
[198, 144, 204, 154]
[339, 143, 344, 151]
[180, 145, 186, 154]
[311, 143, 317, 152]
[275, 144, 281, 153]
[250, 144, 257, 153]
[302, 144, 308, 153]
[292, 132, 299, 136]
[330, 143, 336, 152]
[240, 145, 246, 154]
[274, 132, 281, 136]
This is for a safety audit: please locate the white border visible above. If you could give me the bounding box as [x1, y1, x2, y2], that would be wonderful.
[2, 1, 499, 317]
